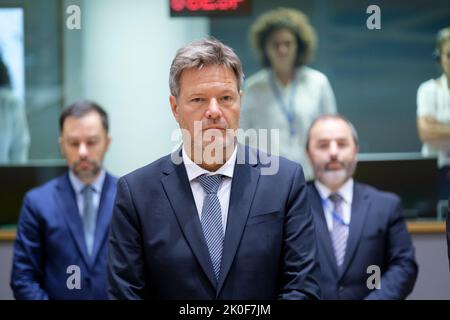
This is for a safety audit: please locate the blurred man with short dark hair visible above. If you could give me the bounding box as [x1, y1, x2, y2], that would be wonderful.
[11, 101, 117, 299]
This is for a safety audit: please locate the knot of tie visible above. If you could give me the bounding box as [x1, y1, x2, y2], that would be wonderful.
[329, 193, 343, 205]
[197, 174, 223, 194]
[81, 185, 94, 196]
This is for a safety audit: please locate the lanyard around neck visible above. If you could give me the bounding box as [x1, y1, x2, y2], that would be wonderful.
[320, 197, 349, 227]
[269, 71, 298, 138]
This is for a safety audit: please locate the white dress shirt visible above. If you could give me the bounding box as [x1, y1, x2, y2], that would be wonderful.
[68, 169, 106, 249]
[314, 178, 354, 232]
[417, 74, 450, 167]
[182, 145, 237, 233]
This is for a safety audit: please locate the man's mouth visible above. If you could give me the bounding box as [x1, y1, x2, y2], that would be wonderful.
[326, 162, 343, 170]
[202, 126, 226, 131]
[77, 160, 94, 168]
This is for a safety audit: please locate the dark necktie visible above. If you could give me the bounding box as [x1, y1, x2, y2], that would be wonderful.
[81, 185, 96, 255]
[329, 193, 348, 268]
[197, 174, 224, 282]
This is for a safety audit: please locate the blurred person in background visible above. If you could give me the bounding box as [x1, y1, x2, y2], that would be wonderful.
[0, 55, 29, 163]
[307, 114, 418, 299]
[11, 101, 117, 299]
[417, 27, 450, 200]
[241, 7, 337, 181]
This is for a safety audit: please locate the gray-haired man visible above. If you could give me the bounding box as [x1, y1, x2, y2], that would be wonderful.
[108, 38, 320, 299]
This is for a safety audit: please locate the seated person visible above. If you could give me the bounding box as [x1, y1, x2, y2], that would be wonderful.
[306, 114, 418, 299]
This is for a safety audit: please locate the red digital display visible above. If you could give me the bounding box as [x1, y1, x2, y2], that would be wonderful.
[170, 0, 251, 16]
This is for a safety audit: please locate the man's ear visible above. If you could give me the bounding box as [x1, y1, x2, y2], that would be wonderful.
[169, 95, 179, 122]
[58, 136, 65, 157]
[106, 135, 112, 150]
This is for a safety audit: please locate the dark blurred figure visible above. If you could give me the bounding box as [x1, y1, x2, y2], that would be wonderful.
[241, 7, 337, 181]
[0, 56, 29, 163]
[11, 101, 117, 299]
[447, 198, 450, 270]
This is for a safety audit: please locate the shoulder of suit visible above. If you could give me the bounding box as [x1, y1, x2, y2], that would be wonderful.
[105, 171, 118, 183]
[354, 181, 401, 203]
[119, 153, 173, 184]
[24, 174, 66, 200]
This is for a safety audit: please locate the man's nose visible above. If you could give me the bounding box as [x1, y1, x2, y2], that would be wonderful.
[329, 141, 339, 156]
[205, 98, 221, 119]
[78, 143, 88, 158]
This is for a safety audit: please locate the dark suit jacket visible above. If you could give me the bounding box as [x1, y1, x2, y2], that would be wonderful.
[307, 181, 418, 299]
[108, 146, 320, 299]
[11, 172, 117, 299]
[447, 198, 450, 271]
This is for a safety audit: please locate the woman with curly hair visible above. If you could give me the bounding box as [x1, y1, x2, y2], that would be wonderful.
[241, 8, 337, 180]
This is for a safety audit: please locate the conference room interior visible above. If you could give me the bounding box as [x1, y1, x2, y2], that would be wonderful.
[0, 0, 449, 299]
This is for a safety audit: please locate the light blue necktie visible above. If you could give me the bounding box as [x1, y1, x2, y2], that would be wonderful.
[198, 174, 224, 282]
[329, 193, 348, 268]
[81, 185, 96, 256]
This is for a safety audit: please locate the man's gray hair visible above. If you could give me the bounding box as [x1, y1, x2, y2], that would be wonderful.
[169, 38, 244, 97]
[305, 114, 359, 150]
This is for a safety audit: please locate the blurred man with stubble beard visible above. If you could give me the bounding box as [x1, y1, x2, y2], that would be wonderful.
[11, 101, 117, 299]
[306, 114, 418, 299]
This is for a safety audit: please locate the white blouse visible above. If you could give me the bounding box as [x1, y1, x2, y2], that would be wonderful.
[240, 66, 337, 180]
[417, 74, 450, 167]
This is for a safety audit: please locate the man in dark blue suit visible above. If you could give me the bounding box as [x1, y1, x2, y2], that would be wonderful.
[306, 114, 418, 299]
[11, 101, 117, 299]
[447, 199, 450, 270]
[108, 38, 320, 300]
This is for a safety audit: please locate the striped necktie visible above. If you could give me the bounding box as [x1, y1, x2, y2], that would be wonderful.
[329, 193, 348, 268]
[81, 185, 96, 256]
[197, 174, 224, 282]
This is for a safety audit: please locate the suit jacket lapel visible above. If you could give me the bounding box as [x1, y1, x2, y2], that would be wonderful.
[56, 173, 91, 268]
[90, 173, 116, 265]
[161, 153, 218, 290]
[216, 154, 259, 296]
[309, 185, 339, 277]
[339, 182, 370, 280]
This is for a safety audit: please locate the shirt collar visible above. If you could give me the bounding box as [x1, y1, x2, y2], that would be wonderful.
[182, 145, 237, 182]
[68, 168, 106, 194]
[314, 177, 354, 204]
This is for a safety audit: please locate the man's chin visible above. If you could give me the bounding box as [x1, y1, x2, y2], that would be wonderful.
[73, 168, 100, 182]
[319, 169, 348, 186]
